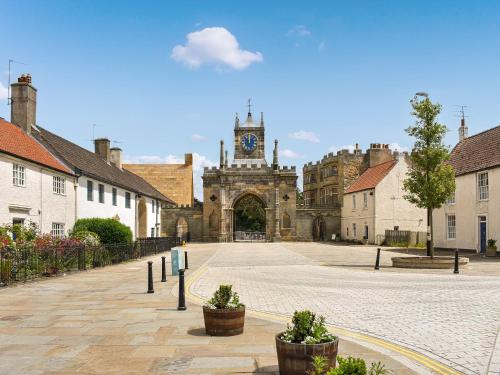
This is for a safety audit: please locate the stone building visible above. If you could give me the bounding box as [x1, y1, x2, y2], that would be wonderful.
[123, 154, 194, 207]
[162, 108, 298, 242]
[301, 143, 395, 240]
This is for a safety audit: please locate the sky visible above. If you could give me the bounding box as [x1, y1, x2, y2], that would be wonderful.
[1, 1, 500, 199]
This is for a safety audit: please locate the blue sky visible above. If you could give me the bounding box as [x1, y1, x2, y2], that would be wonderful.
[1, 1, 500, 199]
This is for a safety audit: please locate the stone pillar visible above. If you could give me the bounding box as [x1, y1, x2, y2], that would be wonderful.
[274, 187, 281, 241]
[219, 188, 226, 242]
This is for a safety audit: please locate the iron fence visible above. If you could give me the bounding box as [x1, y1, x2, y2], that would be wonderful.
[0, 236, 181, 286]
[234, 231, 266, 242]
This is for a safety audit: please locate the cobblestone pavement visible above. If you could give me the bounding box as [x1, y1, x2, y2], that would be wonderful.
[0, 244, 419, 375]
[190, 242, 500, 375]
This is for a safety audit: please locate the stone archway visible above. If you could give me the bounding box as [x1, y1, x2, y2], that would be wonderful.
[176, 217, 189, 241]
[232, 193, 267, 241]
[138, 197, 147, 238]
[312, 216, 326, 242]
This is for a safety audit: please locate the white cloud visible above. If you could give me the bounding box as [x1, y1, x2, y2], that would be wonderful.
[286, 25, 311, 37]
[191, 133, 205, 141]
[289, 130, 320, 143]
[0, 83, 8, 100]
[318, 41, 325, 52]
[171, 27, 263, 70]
[389, 143, 410, 152]
[124, 152, 215, 201]
[280, 149, 304, 159]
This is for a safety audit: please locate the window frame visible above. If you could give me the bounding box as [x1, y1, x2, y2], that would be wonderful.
[87, 180, 94, 201]
[477, 172, 489, 201]
[446, 214, 456, 240]
[51, 223, 65, 238]
[363, 192, 368, 209]
[98, 183, 105, 204]
[125, 192, 131, 208]
[52, 175, 66, 195]
[352, 194, 356, 209]
[352, 223, 357, 238]
[12, 163, 26, 187]
[112, 187, 117, 206]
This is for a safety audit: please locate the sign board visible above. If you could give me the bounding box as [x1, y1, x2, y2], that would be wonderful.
[170, 247, 185, 276]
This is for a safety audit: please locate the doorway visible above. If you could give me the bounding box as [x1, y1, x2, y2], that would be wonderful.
[233, 194, 266, 241]
[478, 216, 487, 253]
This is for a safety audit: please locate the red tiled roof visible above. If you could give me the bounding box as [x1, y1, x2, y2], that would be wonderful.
[0, 119, 72, 175]
[345, 160, 396, 194]
[449, 125, 500, 176]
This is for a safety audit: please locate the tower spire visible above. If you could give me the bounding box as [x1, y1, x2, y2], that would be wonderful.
[234, 112, 239, 128]
[260, 112, 264, 127]
[247, 98, 252, 115]
[220, 140, 225, 168]
[273, 139, 279, 170]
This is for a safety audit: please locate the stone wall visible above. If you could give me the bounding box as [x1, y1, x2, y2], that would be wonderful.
[295, 207, 341, 241]
[161, 205, 203, 241]
[123, 154, 193, 206]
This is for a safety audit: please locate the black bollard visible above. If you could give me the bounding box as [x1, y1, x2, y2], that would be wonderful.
[177, 269, 187, 310]
[184, 251, 189, 270]
[454, 249, 459, 274]
[161, 256, 167, 282]
[147, 261, 154, 293]
[374, 248, 381, 270]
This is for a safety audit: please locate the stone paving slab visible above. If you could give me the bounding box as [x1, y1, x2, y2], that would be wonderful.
[190, 242, 500, 375]
[0, 243, 418, 375]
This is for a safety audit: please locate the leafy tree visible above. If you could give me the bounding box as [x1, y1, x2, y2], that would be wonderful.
[234, 195, 266, 232]
[403, 96, 455, 257]
[296, 187, 304, 205]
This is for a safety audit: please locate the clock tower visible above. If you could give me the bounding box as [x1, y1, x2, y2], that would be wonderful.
[233, 102, 266, 164]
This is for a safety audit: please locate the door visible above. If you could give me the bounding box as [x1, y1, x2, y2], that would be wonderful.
[479, 216, 487, 253]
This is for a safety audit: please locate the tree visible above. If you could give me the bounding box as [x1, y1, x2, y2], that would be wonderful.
[403, 95, 455, 257]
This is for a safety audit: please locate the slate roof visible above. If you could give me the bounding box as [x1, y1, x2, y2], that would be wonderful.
[345, 160, 397, 194]
[0, 119, 73, 175]
[34, 127, 173, 203]
[449, 125, 500, 176]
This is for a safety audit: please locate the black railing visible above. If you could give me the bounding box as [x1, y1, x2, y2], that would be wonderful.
[0, 236, 181, 286]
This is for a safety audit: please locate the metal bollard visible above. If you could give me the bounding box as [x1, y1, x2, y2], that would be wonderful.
[184, 251, 189, 270]
[147, 261, 154, 293]
[374, 248, 381, 270]
[161, 256, 167, 282]
[454, 249, 459, 274]
[177, 269, 187, 310]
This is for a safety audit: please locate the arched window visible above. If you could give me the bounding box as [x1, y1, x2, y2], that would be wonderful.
[282, 211, 291, 229]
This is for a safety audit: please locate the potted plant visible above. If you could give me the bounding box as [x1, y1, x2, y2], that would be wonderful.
[487, 239, 497, 257]
[276, 310, 339, 375]
[203, 284, 245, 336]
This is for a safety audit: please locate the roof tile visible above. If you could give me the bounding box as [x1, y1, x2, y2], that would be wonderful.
[345, 160, 396, 194]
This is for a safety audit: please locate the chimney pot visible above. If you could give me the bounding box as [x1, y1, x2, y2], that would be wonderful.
[110, 147, 123, 169]
[11, 74, 37, 134]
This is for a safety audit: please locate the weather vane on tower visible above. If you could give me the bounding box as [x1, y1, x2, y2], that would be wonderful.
[247, 98, 252, 114]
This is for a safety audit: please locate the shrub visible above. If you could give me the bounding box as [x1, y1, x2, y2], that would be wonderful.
[71, 230, 100, 247]
[488, 239, 497, 249]
[206, 284, 243, 309]
[73, 218, 132, 244]
[310, 356, 388, 375]
[280, 310, 336, 344]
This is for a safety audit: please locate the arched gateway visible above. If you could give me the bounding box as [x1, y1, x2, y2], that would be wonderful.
[201, 105, 298, 242]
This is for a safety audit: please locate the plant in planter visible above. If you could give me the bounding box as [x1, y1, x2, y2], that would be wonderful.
[486, 239, 497, 257]
[309, 355, 388, 375]
[276, 310, 339, 375]
[203, 284, 245, 336]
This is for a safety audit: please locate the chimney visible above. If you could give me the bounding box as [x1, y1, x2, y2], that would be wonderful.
[10, 74, 37, 135]
[94, 138, 110, 162]
[459, 118, 468, 142]
[110, 147, 123, 169]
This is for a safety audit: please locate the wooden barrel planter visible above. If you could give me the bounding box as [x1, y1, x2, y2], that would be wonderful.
[203, 306, 245, 336]
[275, 334, 339, 375]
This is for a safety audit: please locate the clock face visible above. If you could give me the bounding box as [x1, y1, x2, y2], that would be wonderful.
[241, 133, 258, 152]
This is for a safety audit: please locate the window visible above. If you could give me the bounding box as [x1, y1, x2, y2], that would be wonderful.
[363, 192, 368, 208]
[112, 188, 117, 206]
[87, 180, 94, 201]
[51, 223, 65, 238]
[151, 228, 155, 237]
[447, 191, 455, 205]
[447, 214, 456, 240]
[477, 172, 489, 200]
[98, 184, 105, 203]
[352, 195, 356, 209]
[352, 223, 357, 238]
[319, 188, 326, 204]
[152, 199, 155, 213]
[53, 176, 65, 195]
[364, 225, 369, 239]
[13, 164, 25, 186]
[125, 192, 131, 208]
[346, 227, 349, 237]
